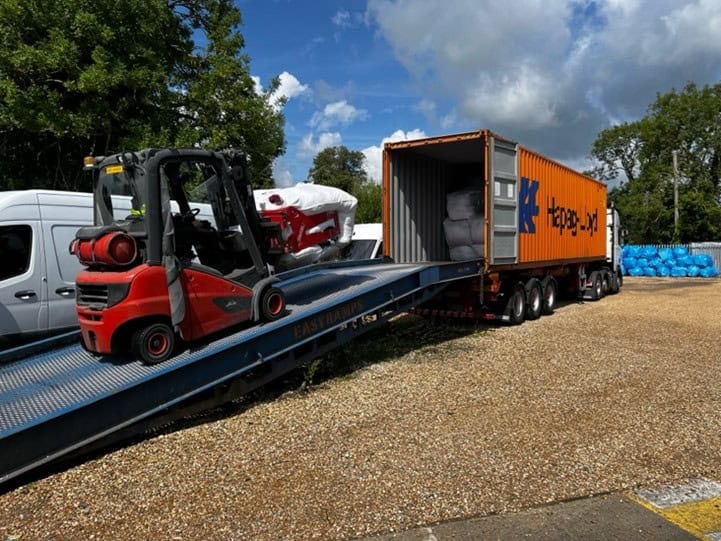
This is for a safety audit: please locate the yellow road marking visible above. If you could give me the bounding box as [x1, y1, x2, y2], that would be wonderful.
[629, 479, 721, 540]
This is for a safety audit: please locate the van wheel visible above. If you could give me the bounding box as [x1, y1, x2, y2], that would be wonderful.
[132, 322, 175, 365]
[541, 276, 558, 315]
[504, 283, 526, 325]
[525, 279, 542, 320]
[260, 286, 286, 321]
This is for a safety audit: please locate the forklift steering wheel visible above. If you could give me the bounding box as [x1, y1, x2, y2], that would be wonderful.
[182, 208, 200, 222]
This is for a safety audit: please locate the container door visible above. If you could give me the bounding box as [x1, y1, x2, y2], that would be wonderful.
[488, 137, 519, 265]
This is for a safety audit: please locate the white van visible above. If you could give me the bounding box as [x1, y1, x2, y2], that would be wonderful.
[0, 190, 214, 343]
[342, 223, 383, 260]
[0, 190, 98, 342]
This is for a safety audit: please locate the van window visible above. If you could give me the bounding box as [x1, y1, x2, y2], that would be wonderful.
[51, 224, 85, 281]
[0, 225, 32, 281]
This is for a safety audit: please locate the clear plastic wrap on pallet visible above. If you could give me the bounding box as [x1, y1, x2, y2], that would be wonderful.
[446, 189, 483, 221]
[276, 244, 341, 269]
[449, 243, 484, 261]
[470, 216, 484, 244]
[255, 183, 358, 246]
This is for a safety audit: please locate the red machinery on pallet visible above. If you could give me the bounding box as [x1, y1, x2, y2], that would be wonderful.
[255, 183, 357, 269]
[72, 148, 288, 364]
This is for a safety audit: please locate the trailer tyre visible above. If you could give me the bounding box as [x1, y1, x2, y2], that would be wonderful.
[588, 271, 603, 301]
[132, 322, 175, 365]
[260, 286, 286, 321]
[601, 270, 611, 296]
[540, 276, 558, 315]
[525, 279, 543, 320]
[504, 283, 526, 325]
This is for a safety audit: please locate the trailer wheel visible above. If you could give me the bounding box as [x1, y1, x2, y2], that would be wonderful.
[132, 322, 175, 365]
[525, 279, 542, 320]
[504, 284, 526, 325]
[540, 276, 558, 315]
[260, 286, 286, 321]
[601, 270, 611, 296]
[588, 271, 603, 301]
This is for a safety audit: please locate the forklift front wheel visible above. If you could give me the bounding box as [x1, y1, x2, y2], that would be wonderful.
[132, 322, 176, 365]
[260, 286, 286, 322]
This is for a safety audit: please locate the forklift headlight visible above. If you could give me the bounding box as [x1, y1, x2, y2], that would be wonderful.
[107, 282, 131, 308]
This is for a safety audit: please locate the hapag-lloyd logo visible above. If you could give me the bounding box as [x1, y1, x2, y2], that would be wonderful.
[519, 176, 539, 233]
[518, 176, 599, 237]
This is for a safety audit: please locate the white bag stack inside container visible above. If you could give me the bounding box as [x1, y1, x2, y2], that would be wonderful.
[444, 188, 484, 261]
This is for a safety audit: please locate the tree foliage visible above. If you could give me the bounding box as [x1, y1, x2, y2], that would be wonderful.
[308, 145, 381, 223]
[591, 82, 721, 243]
[0, 0, 284, 191]
[309, 146, 368, 193]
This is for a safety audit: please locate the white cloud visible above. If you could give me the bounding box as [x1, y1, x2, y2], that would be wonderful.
[253, 71, 309, 111]
[250, 75, 262, 96]
[332, 10, 352, 28]
[297, 132, 343, 159]
[366, 0, 721, 163]
[309, 100, 368, 131]
[361, 129, 427, 183]
[272, 157, 295, 187]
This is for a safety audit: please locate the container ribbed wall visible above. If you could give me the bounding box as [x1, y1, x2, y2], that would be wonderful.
[389, 152, 451, 262]
[518, 148, 606, 264]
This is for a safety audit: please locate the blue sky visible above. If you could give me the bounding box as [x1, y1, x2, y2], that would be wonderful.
[236, 0, 721, 186]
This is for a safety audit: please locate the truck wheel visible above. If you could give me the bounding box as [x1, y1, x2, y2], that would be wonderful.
[609, 273, 620, 294]
[504, 284, 526, 325]
[541, 276, 558, 315]
[132, 322, 175, 365]
[260, 286, 286, 321]
[525, 279, 542, 320]
[588, 271, 603, 301]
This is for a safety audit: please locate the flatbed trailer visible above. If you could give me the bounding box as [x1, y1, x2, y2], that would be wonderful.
[0, 258, 480, 486]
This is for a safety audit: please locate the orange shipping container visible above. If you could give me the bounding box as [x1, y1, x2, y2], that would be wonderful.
[383, 129, 608, 270]
[517, 147, 606, 265]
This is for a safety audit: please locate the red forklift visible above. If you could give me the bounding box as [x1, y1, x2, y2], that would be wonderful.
[72, 148, 287, 364]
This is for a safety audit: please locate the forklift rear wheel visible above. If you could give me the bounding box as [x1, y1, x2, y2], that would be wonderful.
[260, 286, 286, 321]
[132, 322, 176, 365]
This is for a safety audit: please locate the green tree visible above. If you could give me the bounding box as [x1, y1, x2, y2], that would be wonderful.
[354, 182, 382, 223]
[592, 82, 721, 243]
[170, 0, 284, 188]
[308, 146, 368, 193]
[308, 145, 382, 222]
[0, 0, 285, 191]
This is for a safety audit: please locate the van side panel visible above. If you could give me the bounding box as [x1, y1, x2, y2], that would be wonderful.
[0, 201, 48, 336]
[518, 148, 607, 264]
[37, 193, 95, 333]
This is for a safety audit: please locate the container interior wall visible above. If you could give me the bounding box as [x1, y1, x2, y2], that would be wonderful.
[388, 139, 485, 263]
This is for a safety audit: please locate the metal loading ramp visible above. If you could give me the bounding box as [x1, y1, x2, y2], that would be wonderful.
[0, 259, 480, 485]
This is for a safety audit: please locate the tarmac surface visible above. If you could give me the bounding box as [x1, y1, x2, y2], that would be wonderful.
[362, 478, 721, 540]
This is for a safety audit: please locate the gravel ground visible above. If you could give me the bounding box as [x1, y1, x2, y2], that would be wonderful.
[1, 277, 720, 540]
